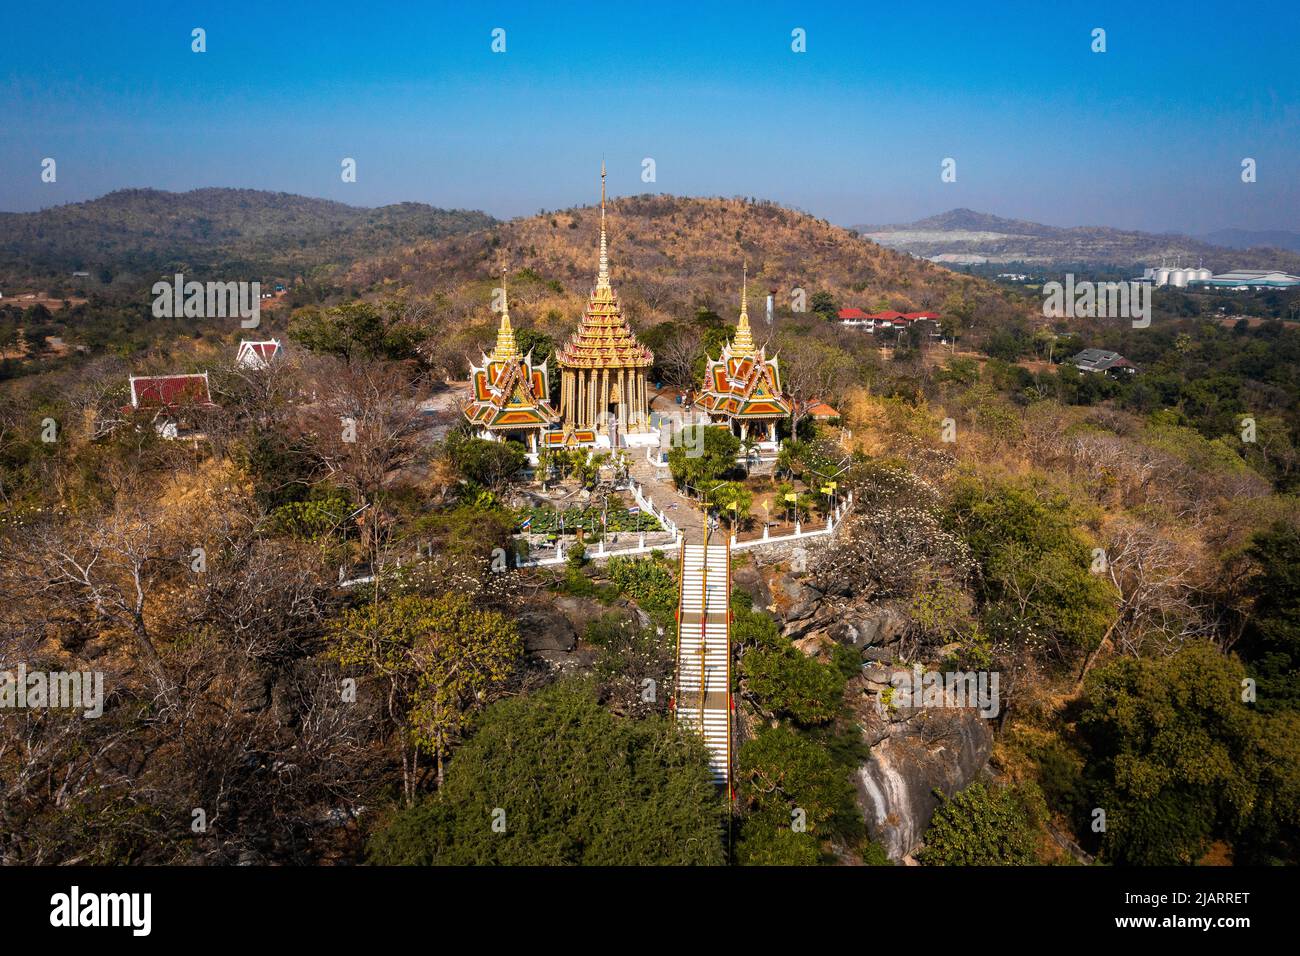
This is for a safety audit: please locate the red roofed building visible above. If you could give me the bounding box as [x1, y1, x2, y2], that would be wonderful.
[236, 338, 283, 369]
[805, 401, 840, 421]
[838, 309, 943, 341]
[123, 372, 218, 439]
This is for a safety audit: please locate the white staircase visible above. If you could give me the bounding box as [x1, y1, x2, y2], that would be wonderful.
[675, 541, 732, 789]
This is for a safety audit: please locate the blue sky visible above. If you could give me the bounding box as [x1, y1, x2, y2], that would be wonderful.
[3, 0, 1297, 233]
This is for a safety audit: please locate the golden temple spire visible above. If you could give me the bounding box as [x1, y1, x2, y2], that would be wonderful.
[492, 264, 520, 363]
[597, 160, 610, 290]
[732, 261, 755, 355]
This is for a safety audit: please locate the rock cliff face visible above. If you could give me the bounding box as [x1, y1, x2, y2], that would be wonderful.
[855, 705, 993, 861]
[766, 566, 994, 862]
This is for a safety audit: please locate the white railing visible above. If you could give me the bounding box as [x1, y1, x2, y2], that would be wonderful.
[731, 489, 854, 551]
[628, 478, 679, 537]
[515, 489, 853, 567]
[516, 530, 684, 568]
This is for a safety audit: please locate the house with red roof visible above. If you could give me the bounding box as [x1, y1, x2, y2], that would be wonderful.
[122, 372, 218, 439]
[837, 309, 943, 341]
[236, 338, 283, 369]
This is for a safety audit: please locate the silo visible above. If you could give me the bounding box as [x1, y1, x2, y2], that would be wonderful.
[1171, 269, 1190, 287]
[1195, 267, 1212, 282]
[1154, 267, 1172, 286]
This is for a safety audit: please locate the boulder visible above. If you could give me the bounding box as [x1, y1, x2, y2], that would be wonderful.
[534, 648, 596, 669]
[862, 646, 894, 664]
[862, 665, 893, 688]
[827, 620, 860, 646]
[777, 573, 814, 607]
[516, 608, 577, 653]
[784, 599, 818, 623]
[731, 564, 772, 609]
[854, 606, 908, 647]
[792, 633, 834, 658]
[553, 594, 630, 639]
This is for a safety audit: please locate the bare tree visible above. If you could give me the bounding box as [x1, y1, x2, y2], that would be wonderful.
[655, 324, 701, 393]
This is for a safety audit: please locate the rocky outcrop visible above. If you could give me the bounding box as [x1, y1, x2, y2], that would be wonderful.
[854, 692, 994, 862]
[521, 594, 645, 669]
[765, 567, 993, 863]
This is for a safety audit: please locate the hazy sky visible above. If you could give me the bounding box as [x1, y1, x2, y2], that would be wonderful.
[3, 0, 1298, 233]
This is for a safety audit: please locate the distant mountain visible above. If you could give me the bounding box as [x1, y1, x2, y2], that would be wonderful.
[1198, 228, 1300, 253]
[855, 208, 1300, 273]
[0, 188, 496, 288]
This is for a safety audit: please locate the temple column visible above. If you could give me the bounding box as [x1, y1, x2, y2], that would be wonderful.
[618, 369, 627, 430]
[601, 369, 609, 430]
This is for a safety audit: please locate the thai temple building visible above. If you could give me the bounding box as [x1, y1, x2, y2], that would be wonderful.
[550, 163, 657, 450]
[693, 266, 791, 450]
[462, 271, 560, 460]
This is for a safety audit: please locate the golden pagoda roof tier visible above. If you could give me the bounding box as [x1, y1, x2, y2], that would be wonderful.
[555, 285, 654, 369]
[555, 162, 654, 371]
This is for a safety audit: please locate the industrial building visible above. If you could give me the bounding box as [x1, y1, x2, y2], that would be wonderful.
[1137, 263, 1300, 290]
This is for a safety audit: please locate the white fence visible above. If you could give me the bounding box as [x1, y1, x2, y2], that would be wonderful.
[516, 489, 853, 567]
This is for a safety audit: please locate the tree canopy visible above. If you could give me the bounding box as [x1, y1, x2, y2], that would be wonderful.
[366, 681, 725, 865]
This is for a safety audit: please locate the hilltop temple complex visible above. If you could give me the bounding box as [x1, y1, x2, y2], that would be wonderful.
[550, 163, 657, 449]
[693, 266, 791, 450]
[462, 271, 560, 458]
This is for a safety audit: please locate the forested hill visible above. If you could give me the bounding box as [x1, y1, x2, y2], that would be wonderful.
[0, 188, 496, 288]
[349, 194, 1015, 329]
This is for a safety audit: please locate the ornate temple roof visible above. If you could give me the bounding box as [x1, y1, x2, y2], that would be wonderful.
[554, 163, 653, 372]
[694, 269, 791, 422]
[463, 273, 559, 431]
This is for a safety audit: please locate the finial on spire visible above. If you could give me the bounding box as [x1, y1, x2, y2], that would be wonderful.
[501, 261, 510, 320]
[492, 261, 519, 362]
[733, 261, 755, 355]
[597, 161, 610, 290]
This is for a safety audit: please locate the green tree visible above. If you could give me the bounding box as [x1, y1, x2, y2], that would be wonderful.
[918, 781, 1044, 866]
[667, 425, 740, 489]
[810, 290, 838, 321]
[946, 476, 1115, 659]
[366, 681, 724, 865]
[734, 593, 847, 726]
[708, 481, 752, 531]
[1078, 641, 1261, 865]
[331, 592, 521, 799]
[444, 431, 527, 489]
[735, 725, 865, 865]
[1239, 523, 1300, 713]
[288, 300, 421, 363]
